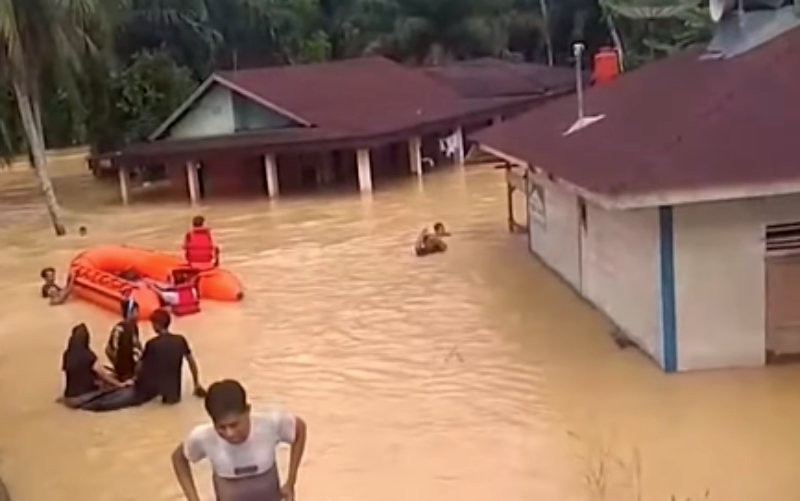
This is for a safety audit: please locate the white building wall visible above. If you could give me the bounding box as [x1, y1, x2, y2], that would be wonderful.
[169, 86, 235, 139]
[582, 204, 662, 360]
[528, 176, 663, 364]
[528, 175, 581, 289]
[674, 193, 800, 370]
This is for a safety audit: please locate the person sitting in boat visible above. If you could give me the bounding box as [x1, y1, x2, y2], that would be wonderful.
[106, 298, 143, 373]
[40, 267, 74, 305]
[58, 323, 130, 409]
[414, 222, 451, 257]
[184, 215, 219, 270]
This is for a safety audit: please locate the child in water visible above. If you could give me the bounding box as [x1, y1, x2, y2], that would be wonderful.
[414, 222, 450, 257]
[40, 267, 74, 305]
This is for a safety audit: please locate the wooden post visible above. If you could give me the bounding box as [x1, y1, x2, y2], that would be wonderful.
[454, 127, 465, 166]
[186, 161, 200, 205]
[264, 153, 279, 198]
[408, 136, 422, 177]
[118, 165, 130, 206]
[357, 148, 372, 192]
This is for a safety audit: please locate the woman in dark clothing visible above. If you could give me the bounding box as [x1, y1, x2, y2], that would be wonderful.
[58, 323, 127, 409]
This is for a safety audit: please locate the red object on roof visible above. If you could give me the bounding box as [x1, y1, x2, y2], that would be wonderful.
[474, 27, 800, 204]
[593, 47, 620, 85]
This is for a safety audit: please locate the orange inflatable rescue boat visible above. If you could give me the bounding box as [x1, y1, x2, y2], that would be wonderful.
[70, 246, 244, 319]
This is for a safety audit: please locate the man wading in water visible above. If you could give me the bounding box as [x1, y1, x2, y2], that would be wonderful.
[172, 379, 307, 501]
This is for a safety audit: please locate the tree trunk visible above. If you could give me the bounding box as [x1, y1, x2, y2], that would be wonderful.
[538, 0, 554, 65]
[12, 79, 67, 236]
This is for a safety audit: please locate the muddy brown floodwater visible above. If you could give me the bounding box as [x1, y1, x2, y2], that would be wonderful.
[0, 160, 799, 501]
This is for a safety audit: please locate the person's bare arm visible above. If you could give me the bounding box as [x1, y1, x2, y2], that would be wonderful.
[281, 417, 307, 500]
[185, 353, 205, 397]
[92, 363, 126, 388]
[49, 276, 74, 305]
[171, 445, 201, 501]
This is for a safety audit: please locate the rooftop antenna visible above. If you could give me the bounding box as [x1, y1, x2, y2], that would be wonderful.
[563, 42, 605, 136]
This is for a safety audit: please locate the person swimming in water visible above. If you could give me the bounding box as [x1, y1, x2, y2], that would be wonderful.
[40, 267, 74, 305]
[414, 222, 450, 257]
[58, 323, 129, 409]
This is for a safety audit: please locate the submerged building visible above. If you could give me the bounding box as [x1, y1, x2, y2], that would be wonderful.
[103, 56, 575, 204]
[475, 5, 800, 372]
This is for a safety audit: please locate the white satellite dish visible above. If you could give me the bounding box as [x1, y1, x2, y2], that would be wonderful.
[710, 0, 734, 21]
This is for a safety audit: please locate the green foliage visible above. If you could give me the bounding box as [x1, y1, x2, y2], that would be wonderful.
[113, 49, 197, 144]
[601, 0, 713, 69]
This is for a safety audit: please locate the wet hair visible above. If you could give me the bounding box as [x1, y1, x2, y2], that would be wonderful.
[433, 222, 446, 233]
[63, 323, 92, 371]
[204, 379, 248, 422]
[120, 297, 139, 319]
[114, 321, 137, 381]
[68, 323, 90, 351]
[78, 226, 87, 236]
[192, 215, 205, 228]
[151, 308, 172, 332]
[40, 267, 56, 279]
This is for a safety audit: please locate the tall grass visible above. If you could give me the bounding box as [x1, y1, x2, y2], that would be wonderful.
[569, 431, 711, 501]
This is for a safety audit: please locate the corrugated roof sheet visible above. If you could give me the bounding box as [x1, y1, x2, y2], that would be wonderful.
[122, 57, 566, 162]
[474, 26, 800, 203]
[218, 57, 472, 135]
[420, 58, 577, 98]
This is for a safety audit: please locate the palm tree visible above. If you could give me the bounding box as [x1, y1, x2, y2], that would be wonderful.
[0, 0, 117, 236]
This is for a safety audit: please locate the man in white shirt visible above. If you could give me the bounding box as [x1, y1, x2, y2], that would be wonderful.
[171, 379, 307, 501]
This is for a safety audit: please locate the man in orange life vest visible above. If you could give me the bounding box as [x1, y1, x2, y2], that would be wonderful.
[183, 216, 219, 270]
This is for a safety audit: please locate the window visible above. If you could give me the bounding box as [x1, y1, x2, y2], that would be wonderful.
[766, 222, 800, 253]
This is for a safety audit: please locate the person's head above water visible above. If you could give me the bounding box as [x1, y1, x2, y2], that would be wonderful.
[433, 222, 449, 236]
[192, 215, 205, 228]
[204, 379, 251, 444]
[40, 267, 56, 283]
[120, 297, 139, 322]
[78, 226, 87, 236]
[151, 308, 171, 334]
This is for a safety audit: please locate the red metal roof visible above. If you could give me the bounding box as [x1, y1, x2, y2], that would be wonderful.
[120, 56, 564, 163]
[218, 57, 478, 135]
[420, 58, 577, 98]
[474, 27, 800, 202]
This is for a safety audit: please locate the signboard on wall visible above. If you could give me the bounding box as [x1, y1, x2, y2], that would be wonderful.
[527, 178, 546, 227]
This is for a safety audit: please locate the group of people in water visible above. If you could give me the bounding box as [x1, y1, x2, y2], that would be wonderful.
[39, 215, 307, 501]
[34, 216, 452, 500]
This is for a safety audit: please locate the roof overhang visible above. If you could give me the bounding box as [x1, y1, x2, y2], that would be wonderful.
[476, 143, 800, 210]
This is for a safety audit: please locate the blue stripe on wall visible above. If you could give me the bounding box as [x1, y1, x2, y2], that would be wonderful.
[659, 206, 678, 373]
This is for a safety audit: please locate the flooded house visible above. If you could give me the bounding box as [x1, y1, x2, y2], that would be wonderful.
[474, 3, 800, 372]
[103, 56, 574, 204]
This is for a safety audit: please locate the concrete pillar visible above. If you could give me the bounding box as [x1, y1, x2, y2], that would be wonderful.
[356, 148, 372, 193]
[186, 161, 200, 205]
[454, 127, 465, 166]
[408, 136, 422, 177]
[118, 165, 130, 206]
[263, 153, 279, 198]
